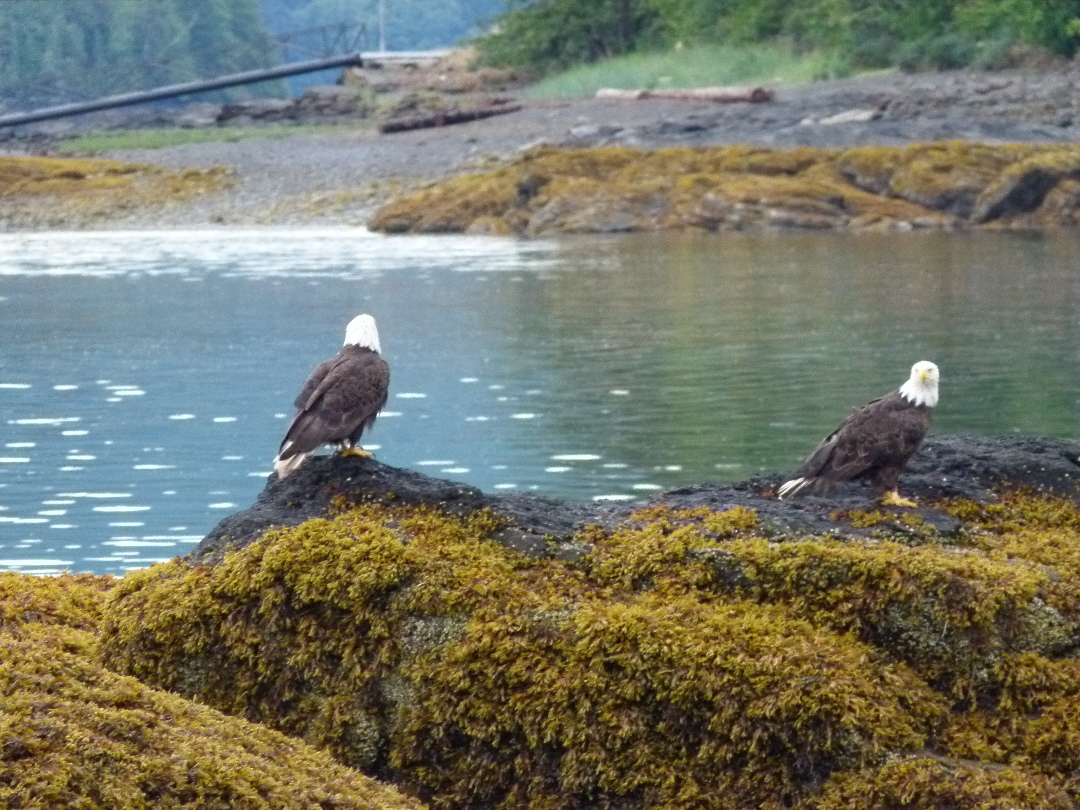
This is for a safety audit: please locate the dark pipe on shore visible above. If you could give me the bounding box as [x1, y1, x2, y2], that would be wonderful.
[0, 53, 364, 129]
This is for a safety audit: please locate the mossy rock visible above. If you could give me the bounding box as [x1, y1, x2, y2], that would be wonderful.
[0, 155, 228, 228]
[369, 143, 1080, 236]
[0, 624, 422, 810]
[590, 500, 1075, 699]
[90, 498, 1071, 807]
[806, 755, 1072, 810]
[101, 489, 1080, 808]
[0, 155, 143, 195]
[0, 571, 114, 632]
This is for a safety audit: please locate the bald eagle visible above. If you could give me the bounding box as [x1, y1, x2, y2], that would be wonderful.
[273, 314, 390, 479]
[777, 361, 939, 507]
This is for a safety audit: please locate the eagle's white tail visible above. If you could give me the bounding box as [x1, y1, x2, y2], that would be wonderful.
[777, 477, 812, 500]
[273, 452, 307, 479]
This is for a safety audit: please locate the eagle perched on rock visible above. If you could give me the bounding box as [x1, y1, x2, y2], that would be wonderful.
[778, 361, 939, 507]
[273, 314, 390, 478]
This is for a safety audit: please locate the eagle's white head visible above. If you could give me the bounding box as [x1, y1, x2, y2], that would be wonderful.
[344, 314, 381, 353]
[898, 360, 939, 408]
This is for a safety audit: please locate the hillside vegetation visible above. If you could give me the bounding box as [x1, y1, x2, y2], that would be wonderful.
[476, 0, 1080, 75]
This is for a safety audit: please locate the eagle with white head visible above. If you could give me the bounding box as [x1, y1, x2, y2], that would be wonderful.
[777, 361, 939, 507]
[273, 314, 390, 478]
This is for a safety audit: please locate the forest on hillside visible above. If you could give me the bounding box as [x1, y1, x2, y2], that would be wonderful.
[3, 0, 1079, 109]
[476, 0, 1080, 74]
[0, 0, 502, 106]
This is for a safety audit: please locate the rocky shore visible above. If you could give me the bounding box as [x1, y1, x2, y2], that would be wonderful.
[3, 64, 1080, 229]
[6, 433, 1080, 808]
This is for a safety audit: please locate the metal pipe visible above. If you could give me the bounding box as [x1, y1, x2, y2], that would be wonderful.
[0, 52, 364, 129]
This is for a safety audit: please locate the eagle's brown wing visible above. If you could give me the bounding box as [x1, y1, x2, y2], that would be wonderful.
[278, 348, 390, 460]
[293, 355, 340, 411]
[795, 391, 929, 488]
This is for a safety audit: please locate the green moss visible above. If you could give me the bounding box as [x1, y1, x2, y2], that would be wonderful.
[0, 625, 422, 810]
[369, 143, 1080, 236]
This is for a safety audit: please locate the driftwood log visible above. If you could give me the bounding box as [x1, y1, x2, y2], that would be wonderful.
[379, 101, 522, 133]
[596, 86, 774, 103]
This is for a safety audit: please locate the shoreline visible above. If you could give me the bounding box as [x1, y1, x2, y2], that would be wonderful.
[4, 65, 1080, 231]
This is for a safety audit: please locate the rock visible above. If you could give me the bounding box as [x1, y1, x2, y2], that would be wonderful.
[195, 452, 614, 562]
[971, 152, 1080, 222]
[296, 84, 375, 118]
[197, 434, 1080, 561]
[172, 102, 223, 128]
[567, 123, 620, 140]
[464, 215, 515, 235]
[370, 143, 1080, 236]
[0, 577, 421, 810]
[100, 433, 1080, 810]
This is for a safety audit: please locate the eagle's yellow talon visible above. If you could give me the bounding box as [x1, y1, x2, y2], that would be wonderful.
[881, 490, 917, 508]
[341, 446, 373, 459]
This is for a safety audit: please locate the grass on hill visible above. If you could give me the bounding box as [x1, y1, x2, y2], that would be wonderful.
[56, 122, 366, 155]
[527, 42, 852, 99]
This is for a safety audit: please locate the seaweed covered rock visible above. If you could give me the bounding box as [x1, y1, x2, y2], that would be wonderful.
[368, 143, 1080, 236]
[1, 627, 423, 810]
[196, 451, 610, 561]
[102, 477, 1080, 809]
[0, 573, 423, 809]
[0, 155, 228, 229]
[103, 504, 948, 808]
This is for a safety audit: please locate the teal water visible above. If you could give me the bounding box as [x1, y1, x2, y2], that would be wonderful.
[0, 228, 1077, 575]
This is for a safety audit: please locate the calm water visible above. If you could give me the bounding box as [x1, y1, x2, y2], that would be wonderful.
[1, 228, 1078, 575]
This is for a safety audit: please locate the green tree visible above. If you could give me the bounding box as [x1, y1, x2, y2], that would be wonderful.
[955, 0, 1080, 54]
[0, 0, 273, 105]
[476, 0, 661, 70]
[475, 0, 1080, 73]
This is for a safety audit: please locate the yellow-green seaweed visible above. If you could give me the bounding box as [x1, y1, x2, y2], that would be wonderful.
[103, 503, 946, 809]
[806, 755, 1072, 810]
[369, 142, 1080, 236]
[94, 493, 1080, 809]
[0, 625, 423, 810]
[0, 155, 228, 228]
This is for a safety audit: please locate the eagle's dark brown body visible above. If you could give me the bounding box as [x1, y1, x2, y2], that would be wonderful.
[275, 344, 390, 475]
[781, 389, 932, 498]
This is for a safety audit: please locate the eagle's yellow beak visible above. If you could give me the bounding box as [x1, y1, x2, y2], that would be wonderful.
[918, 369, 931, 382]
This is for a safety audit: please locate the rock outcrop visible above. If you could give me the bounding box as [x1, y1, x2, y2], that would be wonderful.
[89, 433, 1080, 810]
[197, 433, 1080, 558]
[0, 572, 423, 809]
[0, 155, 228, 229]
[369, 143, 1080, 236]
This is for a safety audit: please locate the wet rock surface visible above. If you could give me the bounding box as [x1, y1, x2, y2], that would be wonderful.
[196, 433, 1080, 562]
